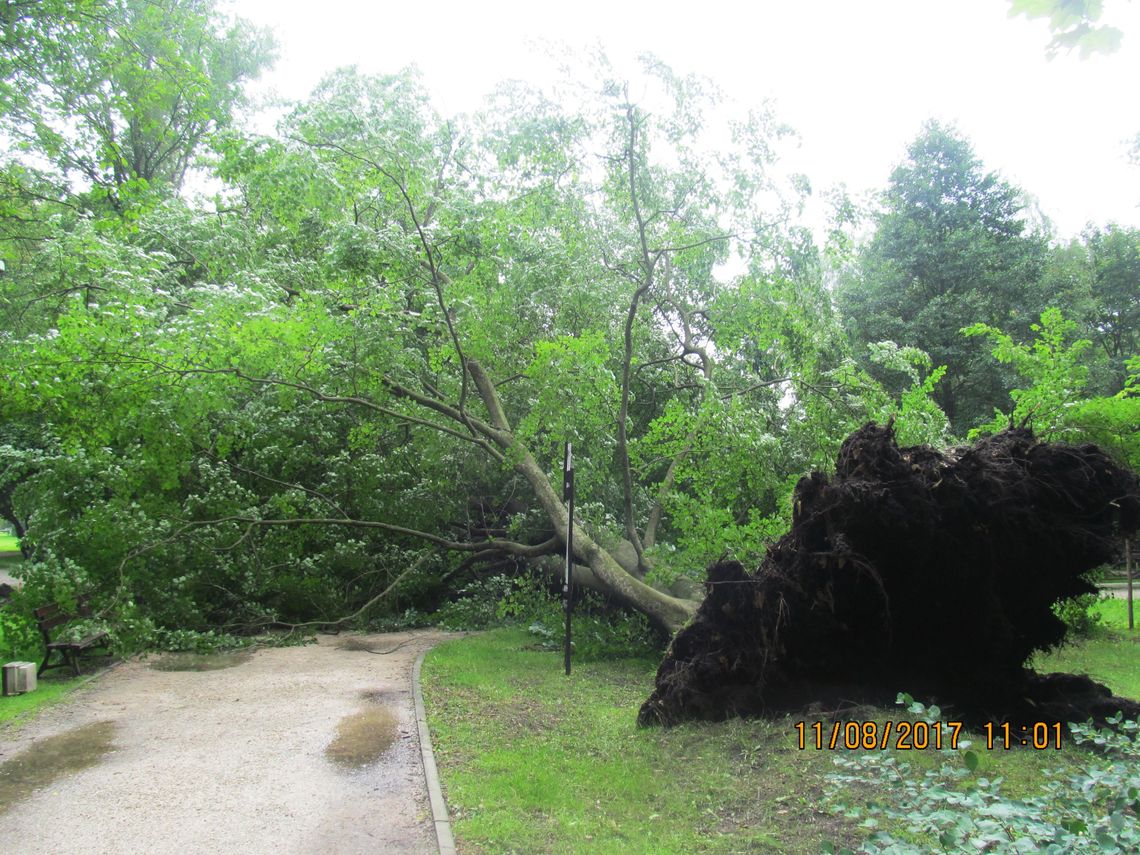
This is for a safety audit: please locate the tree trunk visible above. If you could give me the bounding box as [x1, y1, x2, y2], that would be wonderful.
[518, 447, 696, 633]
[466, 359, 697, 634]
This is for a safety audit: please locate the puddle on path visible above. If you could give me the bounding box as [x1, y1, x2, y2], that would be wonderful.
[0, 721, 117, 813]
[149, 650, 253, 672]
[325, 707, 399, 769]
[336, 637, 380, 652]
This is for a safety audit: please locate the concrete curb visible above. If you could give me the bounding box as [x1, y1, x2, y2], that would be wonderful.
[413, 649, 457, 855]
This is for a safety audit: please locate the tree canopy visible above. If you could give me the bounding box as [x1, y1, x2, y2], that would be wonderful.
[0, 0, 274, 206]
[837, 120, 1050, 434]
[0, 11, 1135, 646]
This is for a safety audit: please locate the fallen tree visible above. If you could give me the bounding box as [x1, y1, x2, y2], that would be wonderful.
[639, 423, 1140, 728]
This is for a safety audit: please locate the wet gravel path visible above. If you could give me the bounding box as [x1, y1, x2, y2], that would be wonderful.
[0, 630, 457, 855]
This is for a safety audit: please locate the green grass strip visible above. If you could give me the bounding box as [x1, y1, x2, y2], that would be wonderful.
[0, 673, 86, 728]
[422, 629, 861, 854]
[423, 626, 1140, 853]
[1032, 601, 1140, 699]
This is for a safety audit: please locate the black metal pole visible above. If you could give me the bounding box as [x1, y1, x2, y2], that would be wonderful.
[563, 442, 574, 676]
[1127, 538, 1134, 632]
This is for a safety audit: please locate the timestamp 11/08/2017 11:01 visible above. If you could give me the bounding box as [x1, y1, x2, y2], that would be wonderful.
[794, 720, 1065, 751]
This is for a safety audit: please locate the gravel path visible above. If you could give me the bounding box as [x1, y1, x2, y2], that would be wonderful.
[0, 630, 457, 855]
[1100, 582, 1137, 601]
[0, 551, 21, 590]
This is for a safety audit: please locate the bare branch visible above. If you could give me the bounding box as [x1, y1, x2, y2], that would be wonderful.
[652, 232, 735, 256]
[291, 133, 475, 430]
[635, 354, 687, 373]
[616, 101, 655, 569]
[376, 404, 506, 463]
[150, 514, 558, 556]
[643, 297, 713, 548]
[721, 377, 793, 400]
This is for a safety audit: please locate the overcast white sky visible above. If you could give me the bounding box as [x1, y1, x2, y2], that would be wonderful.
[228, 0, 1140, 240]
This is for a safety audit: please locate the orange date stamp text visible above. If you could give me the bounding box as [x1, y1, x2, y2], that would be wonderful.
[793, 719, 964, 751]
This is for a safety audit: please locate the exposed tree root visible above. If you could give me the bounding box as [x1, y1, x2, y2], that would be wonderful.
[639, 423, 1140, 729]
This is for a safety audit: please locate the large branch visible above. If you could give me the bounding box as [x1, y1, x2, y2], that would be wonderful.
[381, 375, 508, 459]
[116, 513, 560, 600]
[95, 356, 509, 463]
[195, 515, 556, 556]
[466, 357, 697, 634]
[615, 102, 656, 572]
[644, 299, 713, 547]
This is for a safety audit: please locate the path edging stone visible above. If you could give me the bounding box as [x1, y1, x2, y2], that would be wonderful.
[413, 649, 457, 855]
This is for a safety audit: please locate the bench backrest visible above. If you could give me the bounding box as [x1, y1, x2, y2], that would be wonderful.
[34, 596, 94, 638]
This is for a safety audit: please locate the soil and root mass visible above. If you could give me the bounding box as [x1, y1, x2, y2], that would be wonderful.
[639, 423, 1140, 728]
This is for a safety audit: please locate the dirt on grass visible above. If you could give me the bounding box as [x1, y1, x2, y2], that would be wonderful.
[0, 629, 457, 855]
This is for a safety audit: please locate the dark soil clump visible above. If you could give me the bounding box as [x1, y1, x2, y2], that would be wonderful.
[639, 424, 1140, 729]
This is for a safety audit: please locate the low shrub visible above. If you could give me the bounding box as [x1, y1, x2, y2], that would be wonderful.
[1054, 590, 1108, 639]
[432, 572, 661, 660]
[434, 575, 515, 630]
[825, 695, 1140, 854]
[498, 575, 662, 660]
[0, 607, 41, 662]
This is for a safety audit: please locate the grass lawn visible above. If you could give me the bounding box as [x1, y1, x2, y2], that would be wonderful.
[423, 629, 858, 854]
[0, 532, 20, 553]
[1030, 598, 1140, 699]
[0, 671, 86, 729]
[423, 625, 1140, 854]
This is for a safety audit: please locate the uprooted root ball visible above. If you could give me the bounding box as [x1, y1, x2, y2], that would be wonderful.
[638, 423, 1140, 729]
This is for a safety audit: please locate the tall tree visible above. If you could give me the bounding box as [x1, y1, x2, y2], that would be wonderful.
[837, 121, 1048, 434]
[0, 0, 274, 208]
[1081, 224, 1140, 388]
[1040, 224, 1140, 395]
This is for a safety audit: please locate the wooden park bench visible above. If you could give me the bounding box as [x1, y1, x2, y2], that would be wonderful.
[35, 596, 111, 676]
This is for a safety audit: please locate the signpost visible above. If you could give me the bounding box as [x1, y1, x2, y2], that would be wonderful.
[563, 442, 574, 676]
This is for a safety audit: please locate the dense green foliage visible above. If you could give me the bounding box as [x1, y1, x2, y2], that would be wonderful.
[965, 308, 1140, 473]
[0, 0, 274, 206]
[827, 698, 1140, 854]
[836, 121, 1050, 434]
[0, 3, 1134, 643]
